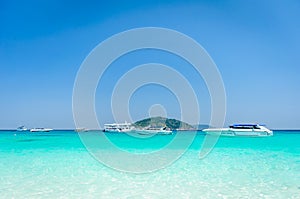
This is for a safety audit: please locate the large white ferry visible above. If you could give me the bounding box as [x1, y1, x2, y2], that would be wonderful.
[103, 122, 134, 133]
[203, 124, 273, 137]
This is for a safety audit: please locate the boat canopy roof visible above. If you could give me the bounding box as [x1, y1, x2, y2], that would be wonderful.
[229, 124, 262, 129]
[231, 124, 259, 127]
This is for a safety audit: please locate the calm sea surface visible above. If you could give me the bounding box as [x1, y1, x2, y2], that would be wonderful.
[0, 130, 299, 198]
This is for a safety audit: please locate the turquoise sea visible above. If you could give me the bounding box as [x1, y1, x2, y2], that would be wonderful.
[0, 130, 299, 198]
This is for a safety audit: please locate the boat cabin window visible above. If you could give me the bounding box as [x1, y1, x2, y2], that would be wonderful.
[230, 125, 260, 129]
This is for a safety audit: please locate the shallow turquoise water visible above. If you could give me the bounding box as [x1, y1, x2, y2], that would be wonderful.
[0, 130, 299, 198]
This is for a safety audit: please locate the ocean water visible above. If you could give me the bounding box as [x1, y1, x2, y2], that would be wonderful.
[0, 130, 299, 198]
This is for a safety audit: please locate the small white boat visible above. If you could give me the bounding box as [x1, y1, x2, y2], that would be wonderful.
[16, 126, 28, 131]
[75, 128, 89, 132]
[103, 122, 134, 133]
[30, 128, 53, 132]
[137, 127, 173, 135]
[203, 124, 273, 137]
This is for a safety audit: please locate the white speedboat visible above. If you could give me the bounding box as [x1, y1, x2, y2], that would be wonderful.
[103, 122, 134, 133]
[203, 124, 273, 137]
[16, 126, 28, 131]
[137, 127, 173, 135]
[30, 128, 53, 132]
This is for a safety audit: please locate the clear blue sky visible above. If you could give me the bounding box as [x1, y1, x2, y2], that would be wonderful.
[1, 0, 300, 129]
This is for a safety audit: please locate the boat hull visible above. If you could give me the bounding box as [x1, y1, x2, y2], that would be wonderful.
[30, 128, 53, 132]
[103, 129, 133, 133]
[16, 129, 28, 132]
[137, 130, 173, 135]
[203, 128, 273, 137]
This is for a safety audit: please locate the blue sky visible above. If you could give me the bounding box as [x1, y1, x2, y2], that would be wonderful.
[1, 0, 300, 129]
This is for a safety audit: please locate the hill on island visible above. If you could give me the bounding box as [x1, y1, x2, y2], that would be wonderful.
[133, 117, 195, 130]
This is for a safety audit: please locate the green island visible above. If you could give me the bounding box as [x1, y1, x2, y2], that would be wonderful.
[133, 116, 197, 130]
